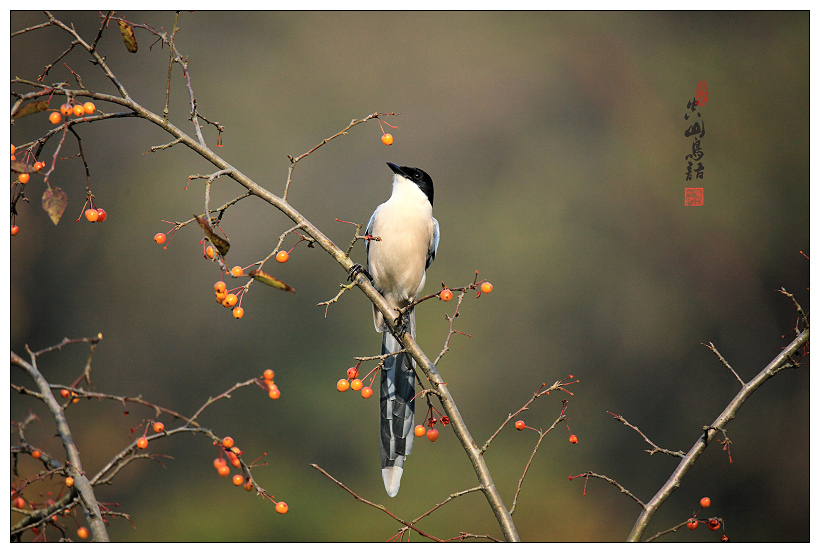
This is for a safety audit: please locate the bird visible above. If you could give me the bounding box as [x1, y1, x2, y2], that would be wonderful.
[351, 161, 439, 497]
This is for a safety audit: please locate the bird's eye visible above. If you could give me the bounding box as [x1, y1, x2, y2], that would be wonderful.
[414, 172, 421, 180]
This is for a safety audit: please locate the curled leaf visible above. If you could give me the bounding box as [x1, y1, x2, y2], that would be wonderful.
[118, 19, 138, 53]
[194, 214, 230, 255]
[249, 269, 295, 294]
[42, 187, 68, 225]
[12, 100, 50, 119]
[11, 160, 37, 174]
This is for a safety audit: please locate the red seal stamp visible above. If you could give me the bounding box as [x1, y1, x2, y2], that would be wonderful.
[684, 187, 704, 206]
[695, 81, 708, 105]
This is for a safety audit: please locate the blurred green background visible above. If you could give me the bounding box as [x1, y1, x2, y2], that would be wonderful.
[9, 11, 809, 542]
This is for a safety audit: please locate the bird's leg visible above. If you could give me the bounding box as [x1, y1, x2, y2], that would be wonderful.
[347, 263, 372, 282]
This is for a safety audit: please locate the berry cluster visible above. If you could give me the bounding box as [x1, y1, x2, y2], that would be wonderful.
[685, 497, 727, 540]
[49, 101, 97, 125]
[336, 365, 374, 398]
[11, 143, 50, 235]
[262, 369, 280, 400]
[415, 404, 449, 443]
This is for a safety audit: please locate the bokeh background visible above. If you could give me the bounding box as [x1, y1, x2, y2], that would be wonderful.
[9, 11, 809, 542]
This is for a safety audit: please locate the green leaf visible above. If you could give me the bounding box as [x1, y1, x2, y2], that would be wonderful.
[42, 187, 68, 225]
[194, 214, 230, 256]
[249, 269, 295, 294]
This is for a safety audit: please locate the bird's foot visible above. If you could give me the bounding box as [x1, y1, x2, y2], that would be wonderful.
[347, 263, 372, 282]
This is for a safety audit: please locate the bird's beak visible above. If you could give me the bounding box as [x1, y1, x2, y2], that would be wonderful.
[386, 162, 406, 177]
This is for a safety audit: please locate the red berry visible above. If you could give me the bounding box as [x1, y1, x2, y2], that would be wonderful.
[154, 233, 167, 244]
[686, 519, 698, 530]
[427, 428, 440, 442]
[707, 518, 721, 531]
[569, 434, 578, 444]
[136, 437, 148, 449]
[480, 282, 493, 294]
[346, 367, 359, 379]
[439, 289, 453, 301]
[49, 112, 62, 124]
[268, 388, 281, 399]
[275, 501, 288, 514]
[721, 535, 730, 542]
[213, 457, 227, 469]
[84, 208, 98, 222]
[244, 481, 254, 492]
[381, 133, 394, 146]
[13, 496, 26, 509]
[414, 425, 426, 437]
[222, 437, 235, 448]
[700, 497, 711, 508]
[276, 251, 289, 263]
[60, 389, 70, 398]
[360, 387, 373, 399]
[263, 369, 275, 380]
[232, 474, 244, 486]
[337, 379, 350, 392]
[31, 450, 42, 459]
[514, 420, 525, 431]
[153, 422, 165, 433]
[76, 527, 89, 540]
[95, 208, 107, 222]
[10, 225, 19, 236]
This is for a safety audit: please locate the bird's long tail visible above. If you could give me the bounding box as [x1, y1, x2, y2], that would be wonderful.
[380, 309, 416, 497]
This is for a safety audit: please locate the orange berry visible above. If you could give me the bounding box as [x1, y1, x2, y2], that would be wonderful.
[350, 379, 363, 391]
[480, 282, 493, 294]
[414, 425, 426, 437]
[95, 208, 107, 222]
[18, 173, 30, 184]
[222, 294, 238, 308]
[13, 496, 26, 509]
[60, 104, 72, 116]
[276, 250, 289, 263]
[233, 306, 245, 319]
[217, 464, 231, 477]
[222, 437, 235, 448]
[137, 437, 148, 449]
[205, 245, 215, 259]
[707, 518, 721, 531]
[213, 457, 227, 469]
[84, 208, 98, 222]
[337, 379, 350, 392]
[360, 387, 373, 399]
[215, 291, 228, 303]
[83, 102, 96, 114]
[243, 481, 254, 492]
[49, 112, 62, 124]
[65, 477, 75, 488]
[33, 161, 45, 171]
[275, 501, 288, 514]
[381, 133, 394, 146]
[76, 526, 89, 540]
[439, 289, 453, 301]
[346, 367, 359, 379]
[60, 389, 70, 398]
[153, 422, 165, 433]
[31, 450, 42, 459]
[10, 154, 15, 161]
[268, 388, 281, 400]
[232, 474, 244, 486]
[230, 265, 243, 277]
[427, 428, 439, 442]
[569, 434, 578, 444]
[700, 497, 711, 508]
[214, 281, 227, 294]
[73, 105, 85, 117]
[686, 519, 698, 530]
[514, 420, 525, 431]
[10, 225, 19, 236]
[263, 369, 275, 380]
[154, 233, 166, 244]
[10, 144, 15, 155]
[227, 451, 241, 468]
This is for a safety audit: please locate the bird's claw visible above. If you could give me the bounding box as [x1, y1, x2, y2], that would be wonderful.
[348, 263, 372, 282]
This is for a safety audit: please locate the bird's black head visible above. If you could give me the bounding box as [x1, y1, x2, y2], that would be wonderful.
[387, 162, 434, 207]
